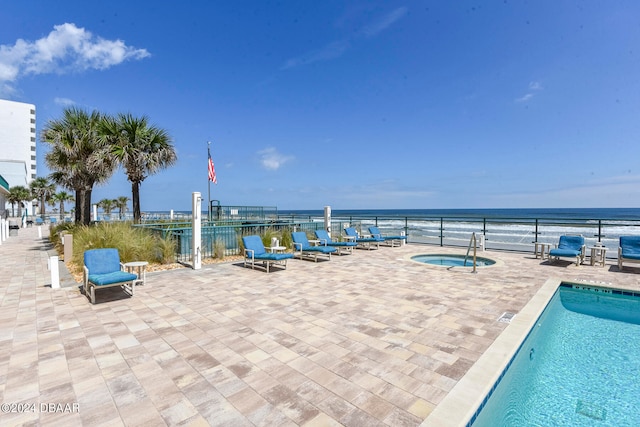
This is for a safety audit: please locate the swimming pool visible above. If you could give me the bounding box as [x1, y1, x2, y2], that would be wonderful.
[410, 254, 496, 267]
[470, 283, 640, 426]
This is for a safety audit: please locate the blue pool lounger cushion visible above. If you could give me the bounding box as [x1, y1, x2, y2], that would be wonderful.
[344, 227, 384, 250]
[83, 248, 138, 304]
[242, 235, 293, 273]
[618, 236, 640, 270]
[291, 231, 337, 262]
[368, 226, 407, 247]
[549, 235, 585, 266]
[314, 229, 357, 255]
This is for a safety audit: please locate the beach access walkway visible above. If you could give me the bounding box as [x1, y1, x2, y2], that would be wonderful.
[1, 225, 639, 426]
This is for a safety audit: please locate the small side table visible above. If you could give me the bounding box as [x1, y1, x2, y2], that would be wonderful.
[534, 242, 551, 260]
[589, 246, 607, 267]
[124, 261, 149, 285]
[267, 246, 287, 254]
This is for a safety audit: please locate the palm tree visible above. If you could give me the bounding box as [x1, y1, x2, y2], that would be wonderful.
[29, 177, 56, 219]
[41, 107, 117, 225]
[97, 198, 116, 215]
[51, 191, 74, 220]
[100, 113, 177, 223]
[7, 186, 30, 217]
[115, 196, 130, 220]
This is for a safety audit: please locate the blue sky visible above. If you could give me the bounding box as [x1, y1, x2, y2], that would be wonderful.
[2, 1, 640, 211]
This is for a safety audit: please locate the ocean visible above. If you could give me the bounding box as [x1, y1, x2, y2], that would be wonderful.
[277, 208, 640, 251]
[141, 207, 640, 252]
[278, 207, 640, 221]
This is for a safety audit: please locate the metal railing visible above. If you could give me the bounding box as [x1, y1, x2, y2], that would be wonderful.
[464, 233, 478, 273]
[136, 212, 640, 264]
[142, 220, 327, 264]
[278, 213, 640, 256]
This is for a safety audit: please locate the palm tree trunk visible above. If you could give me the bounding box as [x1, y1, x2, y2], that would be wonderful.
[81, 189, 92, 225]
[74, 190, 82, 223]
[132, 182, 141, 224]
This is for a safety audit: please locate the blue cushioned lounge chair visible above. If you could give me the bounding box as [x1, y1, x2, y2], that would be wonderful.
[292, 231, 337, 262]
[344, 227, 384, 250]
[368, 226, 406, 248]
[242, 235, 293, 273]
[83, 248, 138, 304]
[618, 236, 640, 270]
[549, 235, 585, 266]
[314, 230, 357, 255]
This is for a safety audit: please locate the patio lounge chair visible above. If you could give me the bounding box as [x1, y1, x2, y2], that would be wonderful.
[368, 226, 406, 247]
[344, 227, 384, 250]
[292, 231, 337, 262]
[314, 229, 357, 255]
[242, 235, 293, 273]
[83, 248, 138, 304]
[549, 235, 585, 266]
[618, 236, 640, 270]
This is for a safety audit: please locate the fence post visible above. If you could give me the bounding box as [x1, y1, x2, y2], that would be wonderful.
[440, 217, 444, 247]
[192, 192, 202, 270]
[404, 217, 408, 241]
[596, 220, 604, 242]
[324, 206, 331, 236]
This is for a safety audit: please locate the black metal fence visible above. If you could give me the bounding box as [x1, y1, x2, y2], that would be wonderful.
[138, 213, 640, 264]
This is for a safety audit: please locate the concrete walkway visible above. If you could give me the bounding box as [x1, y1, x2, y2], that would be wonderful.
[1, 225, 638, 426]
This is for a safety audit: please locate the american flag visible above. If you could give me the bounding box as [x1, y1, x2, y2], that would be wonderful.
[208, 152, 217, 184]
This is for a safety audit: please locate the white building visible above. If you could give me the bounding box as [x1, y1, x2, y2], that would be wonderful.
[0, 99, 37, 218]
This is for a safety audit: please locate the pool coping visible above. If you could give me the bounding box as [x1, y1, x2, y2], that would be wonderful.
[404, 252, 504, 269]
[420, 276, 560, 426]
[421, 277, 640, 426]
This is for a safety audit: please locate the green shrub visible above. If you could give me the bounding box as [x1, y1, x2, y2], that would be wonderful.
[279, 228, 293, 249]
[213, 239, 226, 259]
[68, 222, 176, 265]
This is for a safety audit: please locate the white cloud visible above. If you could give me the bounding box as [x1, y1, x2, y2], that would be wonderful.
[258, 147, 294, 170]
[281, 40, 350, 70]
[515, 93, 534, 103]
[529, 81, 543, 90]
[54, 97, 75, 106]
[361, 7, 408, 38]
[0, 23, 150, 94]
[281, 7, 407, 70]
[515, 81, 543, 103]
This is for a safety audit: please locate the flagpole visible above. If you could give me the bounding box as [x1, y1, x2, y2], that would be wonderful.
[207, 141, 211, 222]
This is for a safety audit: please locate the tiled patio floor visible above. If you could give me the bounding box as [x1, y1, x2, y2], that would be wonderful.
[1, 225, 638, 426]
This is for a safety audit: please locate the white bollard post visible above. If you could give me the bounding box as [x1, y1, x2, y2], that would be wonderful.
[63, 234, 73, 263]
[401, 230, 406, 246]
[92, 204, 98, 222]
[38, 225, 42, 239]
[170, 209, 174, 220]
[50, 256, 60, 289]
[191, 192, 202, 270]
[3, 218, 8, 240]
[324, 206, 331, 237]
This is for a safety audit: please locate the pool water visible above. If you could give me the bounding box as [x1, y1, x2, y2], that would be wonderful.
[471, 285, 640, 426]
[411, 254, 496, 267]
